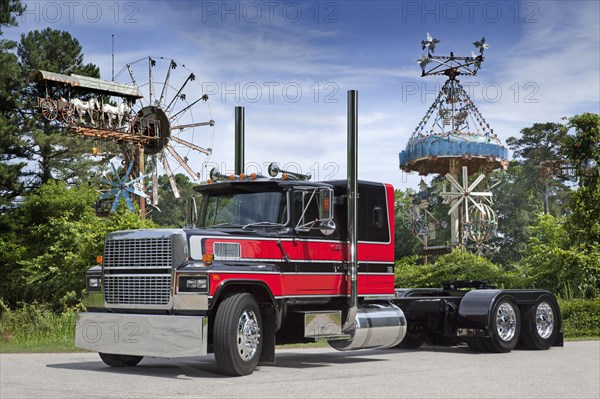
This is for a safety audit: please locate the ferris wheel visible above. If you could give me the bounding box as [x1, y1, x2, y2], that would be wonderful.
[113, 56, 216, 205]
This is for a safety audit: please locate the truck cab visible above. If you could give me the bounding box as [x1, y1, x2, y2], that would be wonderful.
[76, 174, 406, 375]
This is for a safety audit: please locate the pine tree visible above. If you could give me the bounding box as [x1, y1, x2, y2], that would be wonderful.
[0, 0, 26, 208]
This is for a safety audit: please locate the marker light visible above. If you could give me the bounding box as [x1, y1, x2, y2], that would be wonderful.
[202, 253, 214, 266]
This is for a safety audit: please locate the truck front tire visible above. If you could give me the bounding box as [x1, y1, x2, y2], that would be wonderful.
[214, 293, 263, 376]
[99, 353, 143, 367]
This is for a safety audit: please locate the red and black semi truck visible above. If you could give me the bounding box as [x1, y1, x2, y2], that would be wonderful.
[76, 91, 562, 376]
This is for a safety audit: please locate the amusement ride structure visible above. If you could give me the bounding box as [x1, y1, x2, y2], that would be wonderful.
[399, 34, 509, 254]
[29, 57, 215, 216]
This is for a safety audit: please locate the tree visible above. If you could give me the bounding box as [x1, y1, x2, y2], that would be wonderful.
[18, 29, 99, 78]
[506, 122, 571, 215]
[0, 0, 24, 33]
[394, 188, 420, 259]
[0, 180, 156, 309]
[149, 174, 197, 227]
[561, 113, 600, 248]
[0, 47, 26, 208]
[517, 213, 599, 299]
[0, 0, 26, 208]
[488, 163, 541, 266]
[490, 122, 573, 267]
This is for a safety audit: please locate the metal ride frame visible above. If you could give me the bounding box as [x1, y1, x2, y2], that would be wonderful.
[400, 35, 507, 254]
[29, 69, 158, 216]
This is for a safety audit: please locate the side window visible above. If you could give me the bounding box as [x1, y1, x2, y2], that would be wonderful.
[292, 187, 336, 237]
[373, 206, 384, 230]
[203, 195, 234, 226]
[294, 190, 320, 228]
[357, 184, 390, 242]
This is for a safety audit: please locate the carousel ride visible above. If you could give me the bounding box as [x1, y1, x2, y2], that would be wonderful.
[399, 34, 508, 255]
[29, 57, 215, 216]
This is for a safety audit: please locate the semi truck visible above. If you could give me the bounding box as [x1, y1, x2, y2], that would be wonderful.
[75, 91, 562, 376]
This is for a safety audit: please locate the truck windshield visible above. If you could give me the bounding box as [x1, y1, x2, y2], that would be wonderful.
[202, 191, 286, 228]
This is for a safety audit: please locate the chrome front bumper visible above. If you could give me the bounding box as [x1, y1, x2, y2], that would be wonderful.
[75, 312, 207, 358]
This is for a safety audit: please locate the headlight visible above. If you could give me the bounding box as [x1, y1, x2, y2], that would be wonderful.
[186, 279, 207, 289]
[87, 276, 101, 291]
[179, 276, 209, 293]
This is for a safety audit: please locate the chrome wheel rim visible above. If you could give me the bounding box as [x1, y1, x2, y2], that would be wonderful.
[535, 302, 554, 339]
[237, 310, 260, 361]
[495, 302, 517, 342]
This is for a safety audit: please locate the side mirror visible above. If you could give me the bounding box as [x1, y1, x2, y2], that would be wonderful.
[318, 188, 335, 235]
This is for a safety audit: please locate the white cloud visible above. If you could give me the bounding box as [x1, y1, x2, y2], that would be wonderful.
[8, 1, 598, 193]
[481, 1, 600, 139]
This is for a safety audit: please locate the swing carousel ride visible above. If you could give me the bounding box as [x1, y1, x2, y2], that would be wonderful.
[29, 57, 216, 216]
[399, 34, 508, 255]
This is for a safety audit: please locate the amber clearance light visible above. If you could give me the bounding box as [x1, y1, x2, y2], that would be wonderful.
[202, 253, 214, 266]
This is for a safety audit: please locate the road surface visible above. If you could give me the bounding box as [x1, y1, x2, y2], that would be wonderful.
[1, 341, 599, 398]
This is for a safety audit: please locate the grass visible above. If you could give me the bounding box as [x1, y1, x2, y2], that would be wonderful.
[566, 336, 600, 341]
[0, 303, 79, 353]
[0, 340, 80, 353]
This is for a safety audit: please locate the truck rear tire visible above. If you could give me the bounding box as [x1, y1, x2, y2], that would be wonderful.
[465, 338, 488, 352]
[395, 320, 426, 349]
[98, 353, 143, 367]
[483, 298, 520, 353]
[518, 297, 558, 350]
[214, 293, 263, 376]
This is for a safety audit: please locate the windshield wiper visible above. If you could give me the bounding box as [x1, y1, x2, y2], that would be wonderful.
[208, 223, 241, 228]
[242, 222, 284, 230]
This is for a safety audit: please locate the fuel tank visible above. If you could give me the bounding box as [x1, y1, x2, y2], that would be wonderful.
[329, 302, 407, 351]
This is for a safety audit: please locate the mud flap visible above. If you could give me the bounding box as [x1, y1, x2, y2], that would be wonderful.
[259, 304, 276, 365]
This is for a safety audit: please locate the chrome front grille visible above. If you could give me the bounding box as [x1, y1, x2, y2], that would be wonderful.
[103, 237, 173, 307]
[104, 237, 172, 268]
[104, 274, 171, 306]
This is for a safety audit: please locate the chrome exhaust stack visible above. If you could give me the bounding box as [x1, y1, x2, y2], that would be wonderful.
[234, 106, 245, 175]
[334, 90, 407, 349]
[342, 90, 359, 332]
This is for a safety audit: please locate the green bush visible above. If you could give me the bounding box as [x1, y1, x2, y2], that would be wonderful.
[517, 214, 600, 299]
[558, 298, 600, 338]
[395, 248, 506, 288]
[0, 181, 156, 310]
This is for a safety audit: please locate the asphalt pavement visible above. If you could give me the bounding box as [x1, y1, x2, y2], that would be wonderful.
[1, 341, 599, 398]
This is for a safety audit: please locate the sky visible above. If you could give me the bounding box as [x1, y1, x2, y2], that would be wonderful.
[5, 0, 600, 190]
